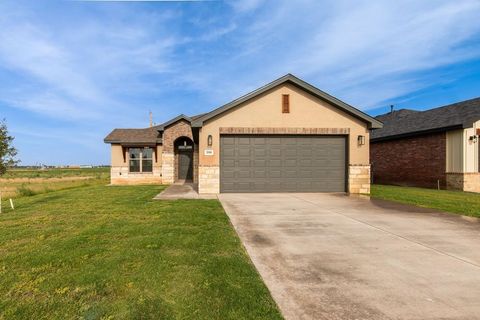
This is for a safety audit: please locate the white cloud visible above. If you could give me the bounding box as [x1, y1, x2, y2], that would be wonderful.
[0, 3, 179, 122]
[220, 0, 480, 108]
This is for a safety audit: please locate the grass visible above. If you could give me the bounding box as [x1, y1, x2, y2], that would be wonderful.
[0, 168, 110, 198]
[371, 184, 480, 218]
[0, 184, 282, 320]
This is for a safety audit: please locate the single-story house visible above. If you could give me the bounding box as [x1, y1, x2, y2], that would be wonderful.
[371, 97, 480, 192]
[104, 74, 382, 194]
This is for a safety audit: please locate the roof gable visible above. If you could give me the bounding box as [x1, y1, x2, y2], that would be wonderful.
[192, 74, 382, 129]
[155, 114, 191, 131]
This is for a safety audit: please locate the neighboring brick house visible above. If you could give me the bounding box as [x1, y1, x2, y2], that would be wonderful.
[104, 74, 382, 194]
[371, 98, 480, 192]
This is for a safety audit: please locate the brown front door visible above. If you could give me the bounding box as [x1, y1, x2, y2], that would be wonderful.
[178, 150, 193, 181]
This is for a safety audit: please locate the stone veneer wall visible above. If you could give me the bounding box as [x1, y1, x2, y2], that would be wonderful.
[348, 164, 371, 194]
[111, 166, 162, 185]
[161, 153, 174, 184]
[193, 144, 199, 183]
[446, 173, 480, 193]
[198, 165, 219, 194]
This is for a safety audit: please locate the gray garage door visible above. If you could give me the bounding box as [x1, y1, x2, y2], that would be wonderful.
[220, 135, 346, 193]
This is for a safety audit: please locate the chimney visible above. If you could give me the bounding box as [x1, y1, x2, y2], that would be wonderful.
[149, 111, 153, 127]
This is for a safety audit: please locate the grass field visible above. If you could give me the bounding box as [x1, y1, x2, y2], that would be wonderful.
[0, 183, 282, 319]
[0, 168, 109, 198]
[371, 184, 480, 218]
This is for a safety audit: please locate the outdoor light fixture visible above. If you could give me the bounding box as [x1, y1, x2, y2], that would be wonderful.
[469, 135, 478, 143]
[358, 135, 365, 146]
[207, 135, 213, 146]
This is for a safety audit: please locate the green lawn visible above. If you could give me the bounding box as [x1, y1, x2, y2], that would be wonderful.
[0, 185, 282, 320]
[371, 184, 480, 218]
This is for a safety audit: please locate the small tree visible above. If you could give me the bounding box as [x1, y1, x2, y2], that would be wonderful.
[0, 119, 19, 175]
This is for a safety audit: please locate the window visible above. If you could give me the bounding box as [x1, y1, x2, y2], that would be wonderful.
[282, 94, 290, 113]
[129, 147, 153, 173]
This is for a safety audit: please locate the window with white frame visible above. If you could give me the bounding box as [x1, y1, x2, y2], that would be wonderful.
[129, 147, 153, 173]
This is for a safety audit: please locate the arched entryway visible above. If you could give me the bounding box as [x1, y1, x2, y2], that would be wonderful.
[174, 137, 194, 182]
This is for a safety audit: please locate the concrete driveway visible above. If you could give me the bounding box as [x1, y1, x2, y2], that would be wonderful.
[218, 193, 480, 320]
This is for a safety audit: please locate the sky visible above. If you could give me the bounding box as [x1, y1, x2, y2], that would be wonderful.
[1, 0, 480, 166]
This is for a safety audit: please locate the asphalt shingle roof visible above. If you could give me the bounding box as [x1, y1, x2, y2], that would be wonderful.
[103, 127, 161, 144]
[104, 113, 205, 144]
[371, 97, 480, 141]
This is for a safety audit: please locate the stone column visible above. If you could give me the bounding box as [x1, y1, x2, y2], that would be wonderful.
[198, 165, 220, 194]
[161, 152, 175, 184]
[348, 164, 371, 194]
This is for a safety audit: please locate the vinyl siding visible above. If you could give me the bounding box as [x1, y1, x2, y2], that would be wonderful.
[446, 129, 464, 172]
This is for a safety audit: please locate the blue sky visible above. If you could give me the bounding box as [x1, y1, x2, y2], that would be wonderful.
[1, 0, 480, 165]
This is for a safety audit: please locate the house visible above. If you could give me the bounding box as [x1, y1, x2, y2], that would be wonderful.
[371, 97, 480, 192]
[104, 74, 382, 194]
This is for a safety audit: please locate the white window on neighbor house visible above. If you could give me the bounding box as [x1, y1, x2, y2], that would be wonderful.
[129, 147, 153, 173]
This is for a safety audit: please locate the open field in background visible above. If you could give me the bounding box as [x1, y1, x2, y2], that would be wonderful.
[0, 168, 110, 198]
[0, 185, 282, 319]
[371, 184, 480, 218]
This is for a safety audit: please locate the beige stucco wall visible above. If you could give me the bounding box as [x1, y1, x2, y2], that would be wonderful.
[110, 144, 163, 185]
[198, 83, 370, 167]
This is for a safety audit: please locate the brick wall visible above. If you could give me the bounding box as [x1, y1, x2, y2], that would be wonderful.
[162, 120, 194, 153]
[370, 132, 446, 189]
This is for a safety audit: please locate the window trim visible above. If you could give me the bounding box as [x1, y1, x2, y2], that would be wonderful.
[282, 94, 290, 113]
[128, 147, 153, 173]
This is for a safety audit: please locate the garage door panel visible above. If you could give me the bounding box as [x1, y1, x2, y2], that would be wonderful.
[268, 138, 282, 145]
[253, 159, 266, 166]
[252, 137, 266, 145]
[222, 137, 235, 145]
[269, 148, 282, 157]
[268, 159, 282, 167]
[254, 148, 266, 156]
[284, 170, 297, 178]
[220, 135, 346, 193]
[238, 137, 251, 145]
[284, 149, 298, 157]
[222, 170, 235, 179]
[254, 170, 266, 178]
[238, 159, 251, 167]
[285, 159, 297, 167]
[223, 148, 235, 157]
[269, 170, 282, 178]
[222, 159, 235, 167]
